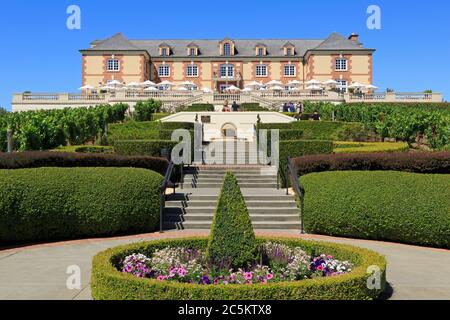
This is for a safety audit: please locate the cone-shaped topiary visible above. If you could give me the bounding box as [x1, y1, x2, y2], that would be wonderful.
[206, 172, 258, 269]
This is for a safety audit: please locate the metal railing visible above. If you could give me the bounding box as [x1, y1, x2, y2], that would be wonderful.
[286, 157, 305, 234]
[159, 160, 176, 233]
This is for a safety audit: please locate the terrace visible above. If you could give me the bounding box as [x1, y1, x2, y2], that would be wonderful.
[12, 90, 444, 112]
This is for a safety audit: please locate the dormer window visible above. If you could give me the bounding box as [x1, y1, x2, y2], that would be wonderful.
[283, 42, 296, 56]
[219, 39, 235, 56]
[255, 44, 267, 56]
[187, 43, 199, 56]
[159, 44, 171, 56]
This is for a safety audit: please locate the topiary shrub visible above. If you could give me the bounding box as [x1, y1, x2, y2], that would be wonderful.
[0, 167, 164, 244]
[301, 171, 450, 248]
[206, 173, 257, 268]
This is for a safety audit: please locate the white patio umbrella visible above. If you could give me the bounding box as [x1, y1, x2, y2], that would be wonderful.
[305, 79, 322, 85]
[247, 81, 263, 87]
[271, 85, 284, 91]
[126, 82, 141, 90]
[140, 80, 156, 87]
[289, 87, 301, 91]
[242, 87, 253, 92]
[179, 81, 196, 87]
[259, 87, 267, 91]
[224, 85, 241, 92]
[202, 87, 213, 93]
[266, 80, 282, 86]
[100, 85, 115, 91]
[287, 80, 302, 86]
[365, 84, 378, 90]
[348, 82, 366, 89]
[107, 80, 124, 87]
[78, 85, 95, 91]
[158, 80, 175, 86]
[306, 85, 323, 90]
[323, 79, 339, 86]
[175, 86, 189, 91]
[144, 86, 159, 91]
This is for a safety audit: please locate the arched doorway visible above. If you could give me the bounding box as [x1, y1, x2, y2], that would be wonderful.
[221, 123, 237, 139]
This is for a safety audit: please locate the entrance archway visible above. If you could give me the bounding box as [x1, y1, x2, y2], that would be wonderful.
[221, 123, 237, 139]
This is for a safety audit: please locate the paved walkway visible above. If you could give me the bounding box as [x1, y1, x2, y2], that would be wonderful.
[0, 230, 449, 300]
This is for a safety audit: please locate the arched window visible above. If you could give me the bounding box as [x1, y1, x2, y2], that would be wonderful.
[223, 43, 231, 56]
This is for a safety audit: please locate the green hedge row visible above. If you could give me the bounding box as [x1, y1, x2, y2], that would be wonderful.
[114, 140, 178, 157]
[258, 121, 370, 141]
[240, 103, 269, 111]
[291, 152, 450, 176]
[0, 152, 168, 175]
[207, 173, 257, 268]
[107, 121, 194, 144]
[91, 237, 386, 300]
[301, 171, 450, 248]
[0, 167, 163, 244]
[185, 104, 215, 112]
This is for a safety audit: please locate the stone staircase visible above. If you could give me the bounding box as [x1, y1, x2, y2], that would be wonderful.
[163, 166, 301, 230]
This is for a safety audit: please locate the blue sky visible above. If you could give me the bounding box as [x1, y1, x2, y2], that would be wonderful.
[0, 0, 449, 110]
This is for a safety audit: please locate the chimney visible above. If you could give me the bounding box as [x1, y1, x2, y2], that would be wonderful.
[348, 33, 359, 42]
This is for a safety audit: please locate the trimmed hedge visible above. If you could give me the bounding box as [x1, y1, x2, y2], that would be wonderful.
[0, 152, 168, 175]
[185, 104, 215, 112]
[334, 141, 409, 153]
[0, 167, 164, 244]
[301, 171, 450, 248]
[91, 237, 386, 300]
[240, 103, 269, 111]
[74, 146, 114, 154]
[108, 121, 194, 145]
[291, 152, 450, 176]
[114, 140, 178, 157]
[258, 121, 371, 141]
[206, 173, 257, 268]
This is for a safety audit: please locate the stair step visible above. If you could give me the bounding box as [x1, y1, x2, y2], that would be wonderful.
[165, 214, 300, 222]
[170, 221, 301, 230]
[176, 207, 299, 214]
[194, 183, 278, 189]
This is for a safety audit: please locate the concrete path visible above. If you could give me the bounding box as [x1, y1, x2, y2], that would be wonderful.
[0, 230, 449, 300]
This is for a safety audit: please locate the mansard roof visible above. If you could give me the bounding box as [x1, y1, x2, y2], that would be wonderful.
[82, 32, 374, 57]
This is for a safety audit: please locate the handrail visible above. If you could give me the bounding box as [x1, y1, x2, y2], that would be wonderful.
[160, 160, 176, 233]
[286, 157, 305, 234]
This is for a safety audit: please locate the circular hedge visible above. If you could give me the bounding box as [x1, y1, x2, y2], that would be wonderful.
[0, 167, 163, 244]
[91, 237, 387, 300]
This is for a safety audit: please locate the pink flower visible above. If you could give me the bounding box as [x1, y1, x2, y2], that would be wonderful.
[317, 266, 324, 272]
[266, 273, 274, 280]
[177, 268, 187, 277]
[327, 255, 333, 259]
[214, 279, 219, 285]
[244, 272, 253, 280]
[261, 279, 268, 284]
[157, 275, 166, 281]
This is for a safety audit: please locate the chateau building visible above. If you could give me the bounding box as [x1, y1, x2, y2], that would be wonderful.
[80, 32, 375, 92]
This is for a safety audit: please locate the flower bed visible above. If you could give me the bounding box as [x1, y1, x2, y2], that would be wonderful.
[121, 242, 353, 285]
[91, 237, 386, 300]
